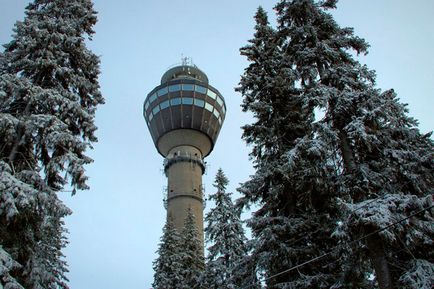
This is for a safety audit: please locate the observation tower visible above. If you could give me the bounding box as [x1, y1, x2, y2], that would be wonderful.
[143, 61, 226, 246]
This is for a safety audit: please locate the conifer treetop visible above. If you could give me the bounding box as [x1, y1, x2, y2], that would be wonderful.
[0, 1, 103, 288]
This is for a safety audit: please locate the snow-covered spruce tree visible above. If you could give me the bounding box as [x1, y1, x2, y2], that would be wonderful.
[274, 0, 434, 288]
[203, 169, 249, 289]
[229, 246, 260, 289]
[237, 6, 351, 288]
[152, 216, 183, 289]
[179, 208, 204, 289]
[0, 0, 103, 288]
[0, 245, 24, 289]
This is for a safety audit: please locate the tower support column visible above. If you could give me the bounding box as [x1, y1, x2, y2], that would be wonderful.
[164, 145, 205, 245]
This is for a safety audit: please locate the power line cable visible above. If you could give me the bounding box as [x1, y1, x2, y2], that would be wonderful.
[257, 197, 395, 258]
[239, 203, 434, 289]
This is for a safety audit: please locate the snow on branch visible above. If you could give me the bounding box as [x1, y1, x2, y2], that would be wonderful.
[398, 259, 434, 289]
[344, 194, 434, 242]
[0, 246, 24, 289]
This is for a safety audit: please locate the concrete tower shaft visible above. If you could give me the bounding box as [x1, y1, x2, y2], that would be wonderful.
[144, 63, 225, 249]
[164, 145, 205, 243]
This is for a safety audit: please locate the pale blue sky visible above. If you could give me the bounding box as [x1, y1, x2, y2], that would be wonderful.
[1, 1, 433, 288]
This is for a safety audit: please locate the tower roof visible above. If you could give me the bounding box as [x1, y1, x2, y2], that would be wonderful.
[160, 65, 209, 84]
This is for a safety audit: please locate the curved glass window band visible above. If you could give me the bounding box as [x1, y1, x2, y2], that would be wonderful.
[148, 98, 222, 125]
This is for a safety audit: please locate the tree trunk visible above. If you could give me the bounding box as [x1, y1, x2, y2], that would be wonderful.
[366, 233, 394, 289]
[7, 90, 34, 164]
[338, 130, 356, 174]
[337, 129, 394, 289]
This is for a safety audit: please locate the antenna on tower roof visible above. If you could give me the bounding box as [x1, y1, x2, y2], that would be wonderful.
[180, 56, 195, 67]
[182, 56, 188, 66]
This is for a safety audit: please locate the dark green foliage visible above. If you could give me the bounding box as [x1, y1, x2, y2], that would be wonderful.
[237, 6, 346, 288]
[152, 217, 183, 289]
[179, 208, 204, 289]
[238, 1, 433, 288]
[0, 1, 103, 287]
[204, 169, 251, 289]
[153, 210, 204, 289]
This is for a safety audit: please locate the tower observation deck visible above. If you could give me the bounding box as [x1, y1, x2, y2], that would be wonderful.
[144, 63, 226, 248]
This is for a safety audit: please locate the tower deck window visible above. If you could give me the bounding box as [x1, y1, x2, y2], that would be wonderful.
[194, 99, 205, 108]
[205, 102, 213, 112]
[158, 87, 168, 97]
[216, 96, 224, 107]
[195, 85, 207, 94]
[169, 84, 181, 92]
[183, 84, 194, 91]
[152, 105, 160, 115]
[206, 89, 217, 100]
[149, 93, 157, 103]
[160, 100, 170, 110]
[182, 97, 193, 105]
[170, 98, 181, 106]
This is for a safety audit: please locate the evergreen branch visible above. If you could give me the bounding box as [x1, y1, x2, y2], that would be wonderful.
[239, 202, 434, 289]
